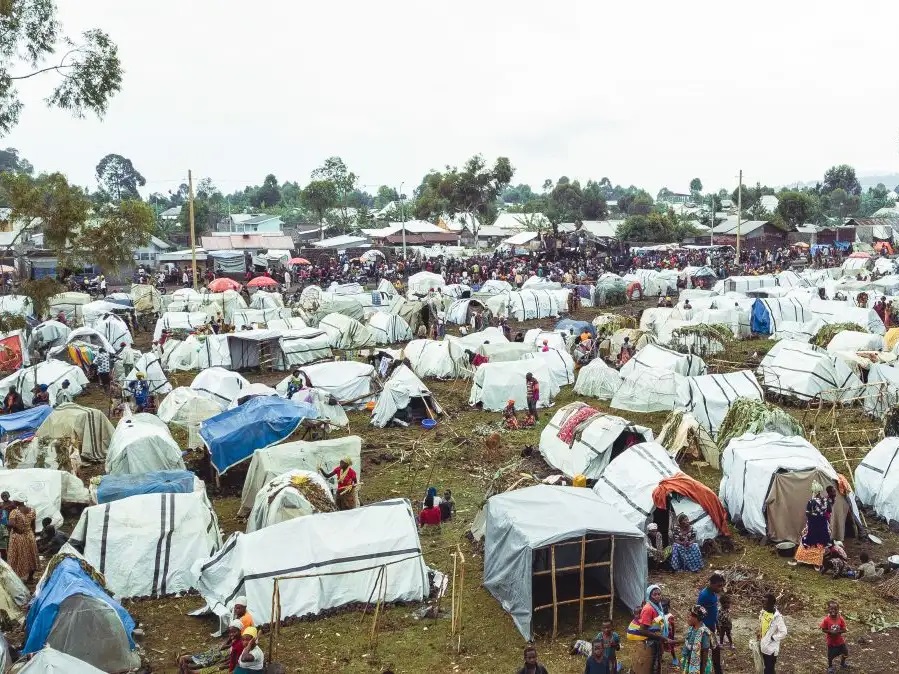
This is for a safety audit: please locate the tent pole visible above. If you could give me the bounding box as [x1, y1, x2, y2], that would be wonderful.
[359, 565, 385, 625]
[450, 551, 457, 634]
[578, 535, 586, 633]
[268, 578, 280, 664]
[457, 548, 465, 654]
[609, 535, 616, 621]
[550, 544, 558, 639]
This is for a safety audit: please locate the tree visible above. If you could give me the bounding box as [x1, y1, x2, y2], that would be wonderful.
[311, 157, 357, 223]
[178, 199, 212, 236]
[616, 211, 696, 243]
[777, 190, 817, 227]
[251, 174, 281, 208]
[95, 154, 145, 201]
[822, 164, 861, 196]
[375, 185, 399, 209]
[618, 190, 653, 216]
[546, 178, 584, 231]
[301, 180, 337, 237]
[72, 199, 154, 271]
[0, 147, 33, 175]
[859, 183, 893, 217]
[1, 0, 123, 135]
[823, 187, 858, 220]
[580, 180, 608, 220]
[690, 178, 703, 193]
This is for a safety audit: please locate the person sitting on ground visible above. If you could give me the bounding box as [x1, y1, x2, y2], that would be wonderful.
[670, 513, 703, 572]
[503, 399, 520, 430]
[516, 645, 549, 674]
[36, 517, 67, 556]
[645, 522, 665, 566]
[514, 331, 525, 343]
[234, 626, 264, 674]
[421, 486, 442, 510]
[2, 386, 23, 414]
[54, 379, 73, 407]
[30, 384, 49, 406]
[128, 373, 151, 412]
[418, 495, 442, 529]
[178, 619, 243, 673]
[439, 489, 455, 521]
[231, 596, 254, 630]
[857, 552, 884, 582]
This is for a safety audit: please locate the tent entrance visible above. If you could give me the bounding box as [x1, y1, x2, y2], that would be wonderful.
[765, 468, 859, 544]
[609, 430, 642, 464]
[530, 534, 616, 638]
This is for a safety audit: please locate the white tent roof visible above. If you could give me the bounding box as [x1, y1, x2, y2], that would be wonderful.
[405, 339, 466, 380]
[35, 403, 115, 463]
[318, 313, 376, 350]
[685, 371, 763, 436]
[477, 280, 514, 295]
[540, 402, 652, 479]
[366, 312, 413, 345]
[0, 467, 65, 531]
[487, 289, 561, 321]
[483, 485, 645, 640]
[855, 437, 899, 524]
[267, 316, 308, 331]
[70, 490, 221, 598]
[593, 442, 720, 544]
[752, 298, 810, 335]
[619, 343, 707, 378]
[864, 363, 899, 418]
[523, 329, 567, 352]
[157, 387, 222, 448]
[371, 365, 440, 427]
[479, 342, 537, 362]
[809, 298, 885, 335]
[278, 328, 333, 368]
[718, 432, 835, 538]
[161, 334, 231, 371]
[153, 312, 210, 341]
[246, 469, 335, 532]
[249, 290, 284, 310]
[0, 360, 89, 406]
[192, 498, 428, 624]
[611, 369, 688, 414]
[573, 359, 623, 400]
[18, 647, 106, 674]
[105, 413, 186, 475]
[758, 340, 862, 402]
[233, 308, 292, 330]
[190, 367, 251, 410]
[239, 436, 362, 516]
[46, 327, 115, 360]
[469, 359, 559, 411]
[123, 352, 171, 395]
[826, 330, 883, 353]
[523, 348, 575, 388]
[295, 360, 375, 405]
[406, 272, 446, 297]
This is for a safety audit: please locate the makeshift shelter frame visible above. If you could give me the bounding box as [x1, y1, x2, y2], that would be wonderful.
[531, 533, 616, 639]
[802, 380, 889, 428]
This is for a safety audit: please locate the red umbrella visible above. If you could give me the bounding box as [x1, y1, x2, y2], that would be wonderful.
[247, 276, 278, 288]
[208, 278, 241, 292]
[289, 257, 311, 265]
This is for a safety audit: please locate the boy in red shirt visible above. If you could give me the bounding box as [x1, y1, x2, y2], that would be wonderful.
[820, 600, 849, 673]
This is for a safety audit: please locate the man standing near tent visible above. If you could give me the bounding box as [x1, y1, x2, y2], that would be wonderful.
[320, 457, 358, 510]
[697, 573, 726, 674]
[95, 349, 112, 393]
[525, 373, 540, 422]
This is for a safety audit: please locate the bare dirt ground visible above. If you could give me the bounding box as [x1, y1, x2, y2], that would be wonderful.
[35, 299, 899, 673]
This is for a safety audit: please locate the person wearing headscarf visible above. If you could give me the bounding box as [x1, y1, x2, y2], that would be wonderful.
[54, 380, 73, 407]
[670, 514, 703, 573]
[234, 626, 264, 673]
[627, 584, 674, 674]
[127, 372, 151, 412]
[177, 618, 244, 673]
[795, 481, 834, 569]
[320, 457, 358, 510]
[232, 596, 254, 630]
[30, 384, 49, 406]
[680, 605, 713, 674]
[8, 497, 38, 582]
[503, 399, 520, 430]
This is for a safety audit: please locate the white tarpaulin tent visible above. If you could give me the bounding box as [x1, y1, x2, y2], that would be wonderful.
[153, 312, 210, 340]
[233, 308, 292, 330]
[855, 437, 899, 525]
[49, 292, 91, 326]
[105, 413, 186, 475]
[486, 289, 561, 321]
[318, 313, 376, 349]
[191, 498, 428, 624]
[611, 370, 688, 414]
[190, 368, 251, 410]
[619, 344, 707, 378]
[157, 387, 222, 448]
[864, 363, 899, 417]
[482, 485, 645, 641]
[719, 432, 860, 542]
[123, 353, 171, 395]
[479, 342, 537, 362]
[277, 329, 332, 367]
[469, 359, 559, 411]
[249, 291, 284, 309]
[267, 317, 308, 331]
[274, 378, 349, 428]
[294, 360, 375, 405]
[407, 272, 446, 297]
[809, 298, 885, 334]
[826, 330, 884, 353]
[685, 371, 764, 436]
[405, 339, 467, 379]
[246, 469, 335, 532]
[758, 340, 862, 402]
[523, 329, 567, 352]
[70, 490, 221, 597]
[161, 334, 231, 371]
[593, 442, 720, 544]
[35, 403, 114, 463]
[0, 360, 88, 406]
[28, 321, 70, 354]
[523, 348, 575, 387]
[750, 298, 810, 335]
[239, 436, 362, 516]
[366, 313, 413, 345]
[18, 647, 106, 674]
[0, 468, 65, 531]
[371, 365, 441, 428]
[573, 359, 623, 400]
[539, 402, 652, 479]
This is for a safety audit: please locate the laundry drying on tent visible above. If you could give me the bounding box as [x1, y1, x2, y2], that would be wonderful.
[719, 432, 862, 544]
[539, 402, 652, 479]
[23, 554, 139, 671]
[191, 499, 429, 625]
[105, 412, 185, 475]
[245, 469, 336, 532]
[69, 490, 222, 598]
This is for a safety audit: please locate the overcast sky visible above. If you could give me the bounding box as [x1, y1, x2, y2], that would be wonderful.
[5, 0, 899, 197]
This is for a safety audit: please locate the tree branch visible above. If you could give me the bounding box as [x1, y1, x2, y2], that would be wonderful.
[9, 47, 80, 81]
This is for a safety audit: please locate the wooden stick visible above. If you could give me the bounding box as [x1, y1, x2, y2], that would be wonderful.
[550, 544, 558, 640]
[359, 565, 385, 624]
[533, 594, 613, 612]
[609, 535, 616, 621]
[532, 560, 610, 575]
[578, 534, 586, 633]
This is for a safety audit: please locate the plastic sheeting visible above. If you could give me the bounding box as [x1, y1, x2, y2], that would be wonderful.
[105, 413, 185, 475]
[750, 298, 810, 335]
[190, 367, 250, 410]
[69, 490, 222, 598]
[161, 334, 231, 371]
[758, 340, 862, 402]
[573, 359, 623, 401]
[366, 313, 413, 345]
[0, 360, 88, 406]
[277, 328, 333, 368]
[405, 339, 467, 379]
[483, 485, 645, 641]
[294, 361, 375, 404]
[407, 271, 446, 296]
[201, 396, 318, 474]
[318, 313, 376, 349]
[0, 405, 51, 435]
[34, 403, 114, 463]
[370, 365, 440, 428]
[809, 298, 885, 335]
[153, 312, 211, 340]
[246, 469, 335, 532]
[157, 387, 222, 448]
[191, 499, 428, 625]
[0, 468, 64, 530]
[96, 470, 197, 504]
[123, 352, 171, 395]
[619, 343, 707, 378]
[855, 437, 899, 525]
[17, 647, 107, 674]
[685, 371, 764, 436]
[523, 349, 575, 388]
[233, 308, 292, 330]
[239, 436, 361, 516]
[469, 359, 559, 411]
[539, 402, 652, 479]
[864, 363, 899, 417]
[611, 370, 689, 414]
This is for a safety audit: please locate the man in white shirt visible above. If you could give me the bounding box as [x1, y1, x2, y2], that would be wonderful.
[283, 269, 291, 290]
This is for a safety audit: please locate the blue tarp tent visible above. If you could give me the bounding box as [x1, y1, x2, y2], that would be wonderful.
[201, 396, 317, 474]
[750, 298, 771, 335]
[554, 319, 596, 339]
[0, 405, 52, 435]
[24, 556, 136, 655]
[96, 469, 196, 504]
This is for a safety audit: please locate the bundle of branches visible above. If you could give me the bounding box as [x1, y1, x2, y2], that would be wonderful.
[716, 398, 804, 449]
[594, 314, 629, 338]
[657, 410, 718, 467]
[3, 437, 74, 472]
[285, 474, 336, 513]
[884, 405, 899, 437]
[481, 458, 540, 502]
[811, 322, 867, 348]
[671, 323, 733, 345]
[844, 608, 899, 632]
[719, 564, 804, 612]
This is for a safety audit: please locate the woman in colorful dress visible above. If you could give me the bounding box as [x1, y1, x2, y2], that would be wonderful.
[8, 498, 38, 583]
[670, 514, 703, 572]
[680, 605, 713, 674]
[795, 481, 834, 566]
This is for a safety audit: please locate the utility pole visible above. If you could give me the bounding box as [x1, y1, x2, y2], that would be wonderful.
[709, 194, 714, 246]
[736, 169, 742, 262]
[399, 182, 406, 259]
[188, 170, 198, 291]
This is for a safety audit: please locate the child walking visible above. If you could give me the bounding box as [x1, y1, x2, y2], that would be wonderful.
[717, 594, 734, 650]
[820, 601, 849, 673]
